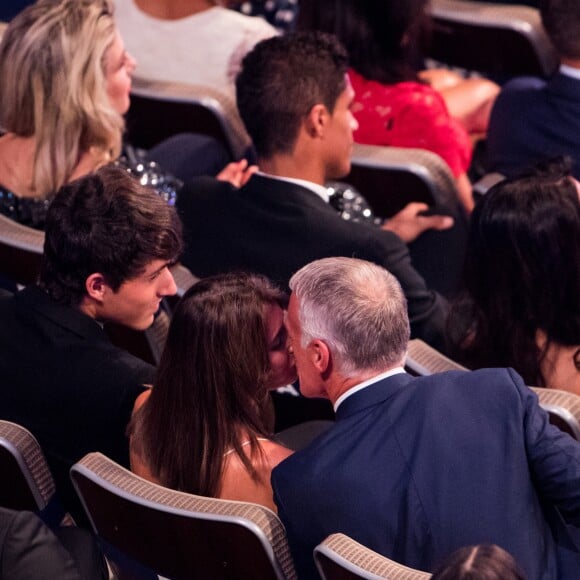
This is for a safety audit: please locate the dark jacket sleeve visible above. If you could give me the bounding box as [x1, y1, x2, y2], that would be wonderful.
[368, 229, 449, 352]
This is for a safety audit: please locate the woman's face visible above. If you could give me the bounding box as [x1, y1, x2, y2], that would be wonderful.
[104, 30, 136, 115]
[264, 303, 297, 390]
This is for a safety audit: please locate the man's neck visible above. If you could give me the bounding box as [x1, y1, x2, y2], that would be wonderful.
[77, 296, 99, 322]
[258, 152, 327, 186]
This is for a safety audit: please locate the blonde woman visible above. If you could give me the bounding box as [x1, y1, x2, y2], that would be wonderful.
[0, 0, 127, 214]
[0, 0, 251, 228]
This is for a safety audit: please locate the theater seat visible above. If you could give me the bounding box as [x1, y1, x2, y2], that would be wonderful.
[126, 77, 252, 160]
[71, 452, 297, 580]
[0, 420, 69, 527]
[406, 339, 580, 441]
[314, 533, 431, 580]
[428, 0, 558, 78]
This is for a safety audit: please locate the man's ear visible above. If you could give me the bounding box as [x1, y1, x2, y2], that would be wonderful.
[309, 338, 331, 374]
[304, 104, 329, 138]
[84, 273, 108, 303]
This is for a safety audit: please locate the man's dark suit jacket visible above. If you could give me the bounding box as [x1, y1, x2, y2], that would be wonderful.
[272, 369, 580, 580]
[487, 72, 580, 178]
[177, 174, 448, 350]
[0, 287, 152, 521]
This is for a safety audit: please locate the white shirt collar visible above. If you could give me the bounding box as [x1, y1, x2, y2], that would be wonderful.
[559, 64, 580, 81]
[257, 171, 329, 203]
[333, 367, 406, 412]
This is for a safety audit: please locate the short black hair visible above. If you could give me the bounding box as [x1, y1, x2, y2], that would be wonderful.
[236, 31, 348, 159]
[39, 165, 183, 305]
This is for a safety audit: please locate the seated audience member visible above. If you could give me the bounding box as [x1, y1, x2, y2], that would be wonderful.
[0, 166, 182, 521]
[0, 507, 107, 580]
[299, 0, 500, 213]
[114, 0, 277, 100]
[129, 273, 295, 511]
[228, 0, 298, 32]
[272, 256, 580, 579]
[431, 544, 525, 580]
[0, 0, 243, 229]
[487, 0, 580, 178]
[177, 32, 453, 352]
[447, 162, 580, 392]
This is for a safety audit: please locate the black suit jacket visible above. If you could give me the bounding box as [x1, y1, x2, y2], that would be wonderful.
[178, 174, 448, 349]
[0, 287, 153, 521]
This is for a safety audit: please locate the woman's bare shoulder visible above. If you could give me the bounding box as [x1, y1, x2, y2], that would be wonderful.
[258, 438, 293, 467]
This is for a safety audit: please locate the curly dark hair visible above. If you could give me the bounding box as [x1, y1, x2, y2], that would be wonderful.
[39, 165, 183, 305]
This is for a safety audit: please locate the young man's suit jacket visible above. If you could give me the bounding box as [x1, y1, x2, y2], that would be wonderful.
[0, 287, 152, 521]
[177, 174, 448, 350]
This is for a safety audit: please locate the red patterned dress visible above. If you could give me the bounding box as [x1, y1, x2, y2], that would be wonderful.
[349, 69, 472, 177]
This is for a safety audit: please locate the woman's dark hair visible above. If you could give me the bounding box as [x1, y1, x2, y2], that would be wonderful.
[448, 159, 580, 386]
[130, 272, 288, 496]
[431, 544, 525, 580]
[298, 0, 430, 84]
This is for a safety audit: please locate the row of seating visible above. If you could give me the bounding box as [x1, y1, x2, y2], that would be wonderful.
[428, 0, 557, 78]
[0, 417, 430, 579]
[2, 339, 580, 579]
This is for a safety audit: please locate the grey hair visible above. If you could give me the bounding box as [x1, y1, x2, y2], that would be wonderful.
[289, 257, 410, 377]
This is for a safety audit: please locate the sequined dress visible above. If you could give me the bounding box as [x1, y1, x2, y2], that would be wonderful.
[0, 150, 182, 230]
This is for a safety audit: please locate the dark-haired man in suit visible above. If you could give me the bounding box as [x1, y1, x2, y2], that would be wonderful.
[0, 166, 182, 521]
[178, 31, 454, 352]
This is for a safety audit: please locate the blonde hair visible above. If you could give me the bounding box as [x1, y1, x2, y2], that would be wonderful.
[0, 0, 124, 197]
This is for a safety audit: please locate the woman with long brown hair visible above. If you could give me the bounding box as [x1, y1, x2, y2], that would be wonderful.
[129, 272, 296, 510]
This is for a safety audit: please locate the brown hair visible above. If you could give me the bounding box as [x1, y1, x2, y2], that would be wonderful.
[39, 165, 183, 306]
[448, 159, 580, 386]
[431, 544, 525, 580]
[130, 272, 287, 496]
